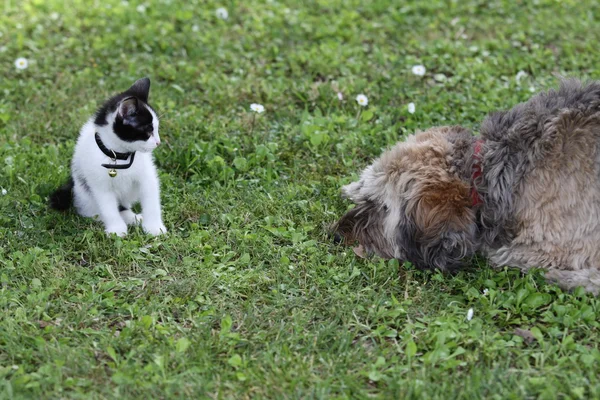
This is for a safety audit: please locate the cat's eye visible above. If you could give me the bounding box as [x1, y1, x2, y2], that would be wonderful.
[145, 125, 153, 133]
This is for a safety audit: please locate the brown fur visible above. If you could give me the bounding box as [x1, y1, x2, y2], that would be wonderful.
[412, 179, 473, 241]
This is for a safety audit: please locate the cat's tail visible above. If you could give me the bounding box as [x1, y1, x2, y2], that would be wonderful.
[49, 177, 74, 211]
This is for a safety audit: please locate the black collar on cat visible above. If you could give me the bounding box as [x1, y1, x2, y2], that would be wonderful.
[94, 132, 136, 169]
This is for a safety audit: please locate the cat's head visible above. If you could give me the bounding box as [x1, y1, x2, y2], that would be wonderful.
[94, 77, 161, 153]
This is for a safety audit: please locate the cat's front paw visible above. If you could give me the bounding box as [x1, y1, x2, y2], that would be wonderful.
[143, 221, 167, 236]
[105, 223, 128, 237]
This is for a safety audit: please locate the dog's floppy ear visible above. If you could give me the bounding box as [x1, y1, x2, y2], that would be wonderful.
[332, 201, 394, 258]
[410, 177, 477, 271]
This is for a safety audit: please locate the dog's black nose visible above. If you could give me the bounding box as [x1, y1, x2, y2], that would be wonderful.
[331, 232, 344, 244]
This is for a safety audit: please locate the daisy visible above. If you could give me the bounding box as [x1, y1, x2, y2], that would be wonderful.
[407, 102, 415, 114]
[192, 25, 199, 32]
[1, 189, 6, 196]
[411, 65, 426, 76]
[529, 86, 536, 93]
[136, 4, 146, 13]
[515, 70, 527, 83]
[483, 289, 489, 295]
[15, 57, 28, 70]
[50, 12, 60, 20]
[337, 92, 343, 101]
[250, 103, 265, 113]
[466, 308, 474, 321]
[216, 7, 229, 20]
[356, 94, 368, 106]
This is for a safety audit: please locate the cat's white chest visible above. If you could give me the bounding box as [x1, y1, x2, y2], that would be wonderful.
[103, 154, 150, 191]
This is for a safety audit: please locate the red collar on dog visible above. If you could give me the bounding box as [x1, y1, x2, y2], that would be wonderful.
[471, 139, 484, 206]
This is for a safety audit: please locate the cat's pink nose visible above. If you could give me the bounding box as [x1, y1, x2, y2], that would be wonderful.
[156, 140, 161, 146]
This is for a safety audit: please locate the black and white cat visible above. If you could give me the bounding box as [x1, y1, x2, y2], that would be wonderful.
[50, 78, 167, 237]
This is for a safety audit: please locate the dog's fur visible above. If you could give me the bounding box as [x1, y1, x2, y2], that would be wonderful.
[333, 79, 600, 294]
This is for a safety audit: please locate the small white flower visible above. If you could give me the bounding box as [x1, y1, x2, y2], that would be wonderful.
[192, 24, 199, 32]
[482, 50, 490, 57]
[216, 7, 229, 20]
[529, 86, 536, 93]
[1, 189, 7, 196]
[483, 289, 489, 295]
[516, 70, 527, 83]
[433, 73, 446, 82]
[50, 12, 60, 20]
[356, 94, 368, 106]
[15, 57, 28, 70]
[466, 308, 474, 321]
[11, 365, 18, 370]
[411, 65, 426, 76]
[16, 23, 23, 29]
[407, 102, 416, 114]
[136, 4, 146, 13]
[250, 103, 265, 113]
[0, 46, 7, 53]
[469, 45, 479, 52]
[337, 92, 343, 101]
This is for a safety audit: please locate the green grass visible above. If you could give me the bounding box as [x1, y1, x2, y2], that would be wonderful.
[2, 0, 600, 398]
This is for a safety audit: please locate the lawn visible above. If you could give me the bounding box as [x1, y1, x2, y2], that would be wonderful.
[1, 0, 600, 398]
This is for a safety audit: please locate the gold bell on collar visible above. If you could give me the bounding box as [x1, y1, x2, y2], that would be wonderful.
[108, 169, 117, 178]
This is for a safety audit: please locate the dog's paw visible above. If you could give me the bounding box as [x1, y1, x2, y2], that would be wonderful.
[105, 223, 128, 237]
[143, 221, 167, 236]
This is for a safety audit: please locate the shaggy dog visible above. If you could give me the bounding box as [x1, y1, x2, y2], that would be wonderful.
[333, 79, 600, 294]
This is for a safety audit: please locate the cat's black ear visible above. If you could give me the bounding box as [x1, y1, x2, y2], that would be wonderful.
[118, 97, 139, 123]
[127, 77, 150, 102]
